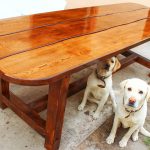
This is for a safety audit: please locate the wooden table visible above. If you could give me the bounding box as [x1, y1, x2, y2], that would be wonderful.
[0, 3, 150, 150]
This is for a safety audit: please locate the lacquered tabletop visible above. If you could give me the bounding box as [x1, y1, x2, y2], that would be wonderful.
[0, 3, 149, 85]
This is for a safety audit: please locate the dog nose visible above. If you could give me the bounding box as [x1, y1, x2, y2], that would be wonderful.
[129, 97, 136, 104]
[104, 64, 110, 70]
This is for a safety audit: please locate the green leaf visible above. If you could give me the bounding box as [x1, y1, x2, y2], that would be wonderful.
[143, 137, 150, 146]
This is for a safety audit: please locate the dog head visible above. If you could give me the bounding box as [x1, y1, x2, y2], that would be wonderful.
[120, 78, 150, 111]
[97, 57, 121, 77]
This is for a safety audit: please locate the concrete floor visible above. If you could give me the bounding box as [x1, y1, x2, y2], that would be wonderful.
[0, 1, 150, 150]
[0, 60, 149, 150]
[78, 116, 149, 150]
[77, 62, 150, 150]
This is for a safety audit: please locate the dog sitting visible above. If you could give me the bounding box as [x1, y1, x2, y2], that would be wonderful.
[78, 57, 121, 119]
[106, 78, 150, 148]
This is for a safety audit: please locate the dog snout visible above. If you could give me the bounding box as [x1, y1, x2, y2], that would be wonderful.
[129, 97, 136, 105]
[104, 63, 110, 70]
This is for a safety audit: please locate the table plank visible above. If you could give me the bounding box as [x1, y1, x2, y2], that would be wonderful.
[0, 8, 149, 59]
[0, 17, 150, 83]
[0, 3, 146, 36]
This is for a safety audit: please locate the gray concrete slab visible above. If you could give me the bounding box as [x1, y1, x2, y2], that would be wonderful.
[0, 61, 149, 150]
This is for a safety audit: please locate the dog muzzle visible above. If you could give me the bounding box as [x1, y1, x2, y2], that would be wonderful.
[128, 97, 137, 108]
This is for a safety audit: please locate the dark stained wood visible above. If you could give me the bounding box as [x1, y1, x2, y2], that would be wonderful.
[0, 16, 150, 85]
[45, 76, 70, 150]
[0, 3, 146, 36]
[136, 57, 150, 68]
[28, 54, 139, 113]
[0, 3, 149, 150]
[0, 8, 149, 61]
[0, 79, 9, 109]
[119, 53, 138, 68]
[122, 51, 150, 68]
[67, 77, 88, 97]
[29, 95, 48, 112]
[0, 8, 149, 59]
[1, 91, 46, 136]
[29, 76, 88, 113]
[132, 52, 150, 68]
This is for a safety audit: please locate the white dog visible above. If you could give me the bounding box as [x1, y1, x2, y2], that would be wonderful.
[106, 78, 150, 148]
[78, 57, 121, 119]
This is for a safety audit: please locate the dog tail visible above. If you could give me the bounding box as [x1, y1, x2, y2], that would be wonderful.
[140, 127, 150, 137]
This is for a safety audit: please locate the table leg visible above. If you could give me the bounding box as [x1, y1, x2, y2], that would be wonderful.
[0, 79, 9, 109]
[45, 76, 70, 150]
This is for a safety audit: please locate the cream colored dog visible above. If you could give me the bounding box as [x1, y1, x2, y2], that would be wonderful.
[78, 57, 121, 119]
[106, 78, 150, 148]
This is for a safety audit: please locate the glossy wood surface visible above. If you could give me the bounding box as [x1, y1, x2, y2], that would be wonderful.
[45, 76, 70, 149]
[0, 3, 146, 36]
[0, 8, 149, 59]
[0, 3, 149, 85]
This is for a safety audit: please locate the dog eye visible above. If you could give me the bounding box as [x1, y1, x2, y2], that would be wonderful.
[111, 60, 114, 63]
[139, 90, 143, 94]
[127, 87, 132, 91]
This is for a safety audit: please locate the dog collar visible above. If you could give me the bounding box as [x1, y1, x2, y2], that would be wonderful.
[95, 69, 110, 88]
[123, 96, 145, 118]
[123, 86, 149, 118]
[124, 105, 144, 118]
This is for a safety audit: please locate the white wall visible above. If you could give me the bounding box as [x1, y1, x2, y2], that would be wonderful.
[1, 0, 150, 19]
[66, 0, 150, 9]
[0, 0, 66, 19]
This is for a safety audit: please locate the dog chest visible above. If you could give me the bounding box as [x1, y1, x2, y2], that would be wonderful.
[120, 117, 137, 128]
[90, 86, 107, 99]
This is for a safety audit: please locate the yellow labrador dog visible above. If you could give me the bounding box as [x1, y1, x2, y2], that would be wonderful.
[106, 78, 150, 148]
[78, 57, 121, 119]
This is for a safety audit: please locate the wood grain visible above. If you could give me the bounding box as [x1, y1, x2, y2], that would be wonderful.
[0, 3, 149, 86]
[0, 8, 149, 59]
[28, 55, 139, 113]
[0, 18, 150, 83]
[0, 3, 149, 150]
[45, 76, 70, 150]
[0, 79, 9, 109]
[0, 3, 146, 36]
[123, 51, 150, 68]
[1, 92, 46, 136]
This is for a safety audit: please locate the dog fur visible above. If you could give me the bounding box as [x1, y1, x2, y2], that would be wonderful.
[106, 78, 150, 147]
[78, 57, 121, 119]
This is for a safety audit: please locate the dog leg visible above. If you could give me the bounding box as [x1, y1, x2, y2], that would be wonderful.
[106, 115, 120, 144]
[78, 87, 89, 111]
[92, 93, 109, 119]
[132, 129, 139, 142]
[119, 125, 139, 148]
[88, 96, 99, 105]
[109, 89, 117, 112]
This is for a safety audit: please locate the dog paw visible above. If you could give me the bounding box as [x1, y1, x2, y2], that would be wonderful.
[89, 111, 94, 116]
[132, 134, 138, 142]
[78, 104, 84, 111]
[92, 112, 99, 119]
[106, 135, 115, 144]
[119, 139, 127, 148]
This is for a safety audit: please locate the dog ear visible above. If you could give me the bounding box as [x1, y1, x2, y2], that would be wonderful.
[146, 85, 150, 101]
[113, 57, 121, 73]
[120, 79, 129, 89]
